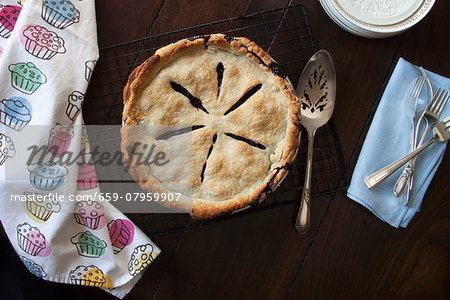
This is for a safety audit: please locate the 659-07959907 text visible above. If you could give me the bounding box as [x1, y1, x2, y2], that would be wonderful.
[96, 192, 181, 202]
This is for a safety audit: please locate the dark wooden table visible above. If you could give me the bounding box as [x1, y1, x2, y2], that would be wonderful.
[1, 0, 449, 299]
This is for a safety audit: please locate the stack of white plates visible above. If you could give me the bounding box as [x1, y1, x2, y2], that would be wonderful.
[319, 0, 435, 38]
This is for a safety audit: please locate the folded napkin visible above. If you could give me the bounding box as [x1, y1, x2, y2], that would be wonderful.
[0, 1, 160, 298]
[347, 58, 450, 228]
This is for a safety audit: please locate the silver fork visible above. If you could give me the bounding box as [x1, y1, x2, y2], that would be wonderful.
[365, 116, 450, 189]
[398, 88, 449, 204]
[415, 88, 449, 147]
[407, 75, 426, 148]
[393, 71, 430, 200]
[392, 76, 425, 198]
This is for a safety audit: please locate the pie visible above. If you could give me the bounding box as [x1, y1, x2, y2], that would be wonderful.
[122, 33, 301, 219]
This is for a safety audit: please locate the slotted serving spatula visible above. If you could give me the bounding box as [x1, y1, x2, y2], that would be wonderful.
[295, 50, 336, 234]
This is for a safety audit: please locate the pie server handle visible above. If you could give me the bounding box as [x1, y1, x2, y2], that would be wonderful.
[295, 131, 314, 234]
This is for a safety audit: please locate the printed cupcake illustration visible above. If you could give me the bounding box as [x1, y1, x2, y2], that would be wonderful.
[28, 162, 68, 191]
[80, 126, 89, 153]
[48, 124, 74, 157]
[0, 133, 15, 165]
[24, 192, 61, 222]
[42, 0, 80, 29]
[9, 62, 47, 94]
[21, 256, 47, 278]
[0, 97, 32, 131]
[73, 200, 104, 230]
[128, 244, 155, 276]
[17, 223, 47, 256]
[71, 231, 106, 258]
[22, 24, 66, 60]
[69, 265, 112, 288]
[66, 91, 83, 121]
[85, 60, 96, 81]
[108, 219, 134, 254]
[77, 163, 98, 190]
[0, 5, 21, 38]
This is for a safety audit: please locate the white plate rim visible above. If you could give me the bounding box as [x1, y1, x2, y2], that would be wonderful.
[330, 0, 435, 33]
[338, 0, 425, 26]
[320, 0, 401, 38]
[320, 0, 371, 37]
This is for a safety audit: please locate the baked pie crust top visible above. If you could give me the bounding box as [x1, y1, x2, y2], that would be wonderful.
[122, 34, 301, 219]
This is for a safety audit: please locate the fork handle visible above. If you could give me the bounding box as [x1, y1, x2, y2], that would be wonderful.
[393, 121, 432, 198]
[365, 137, 436, 189]
[393, 164, 413, 197]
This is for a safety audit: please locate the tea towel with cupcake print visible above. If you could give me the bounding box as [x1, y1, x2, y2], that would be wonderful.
[0, 1, 160, 298]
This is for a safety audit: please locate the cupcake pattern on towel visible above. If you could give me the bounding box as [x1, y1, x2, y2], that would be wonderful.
[73, 200, 105, 230]
[77, 162, 98, 190]
[0, 97, 32, 131]
[69, 265, 112, 288]
[80, 125, 89, 153]
[48, 123, 74, 157]
[0, 133, 15, 165]
[24, 191, 61, 222]
[128, 244, 155, 276]
[85, 60, 95, 81]
[17, 223, 47, 256]
[28, 162, 68, 191]
[71, 230, 107, 258]
[9, 62, 47, 94]
[0, 1, 162, 293]
[41, 0, 80, 29]
[66, 91, 83, 121]
[22, 24, 66, 60]
[0, 4, 21, 38]
[21, 256, 47, 278]
[108, 219, 135, 254]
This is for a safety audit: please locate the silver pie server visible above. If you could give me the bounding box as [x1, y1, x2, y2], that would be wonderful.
[295, 50, 336, 234]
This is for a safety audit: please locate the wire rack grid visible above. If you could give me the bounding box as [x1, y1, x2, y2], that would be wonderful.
[83, 4, 348, 238]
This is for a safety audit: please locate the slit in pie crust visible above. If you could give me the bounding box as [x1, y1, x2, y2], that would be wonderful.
[122, 34, 301, 219]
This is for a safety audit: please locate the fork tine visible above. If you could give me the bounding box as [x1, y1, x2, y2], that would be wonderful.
[442, 115, 450, 128]
[435, 90, 449, 117]
[429, 88, 443, 113]
[408, 77, 419, 103]
[409, 77, 423, 103]
[414, 78, 425, 100]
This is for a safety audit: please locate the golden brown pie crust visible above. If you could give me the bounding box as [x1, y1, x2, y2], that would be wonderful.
[122, 34, 301, 219]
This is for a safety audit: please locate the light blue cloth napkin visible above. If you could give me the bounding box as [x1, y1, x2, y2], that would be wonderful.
[347, 58, 450, 228]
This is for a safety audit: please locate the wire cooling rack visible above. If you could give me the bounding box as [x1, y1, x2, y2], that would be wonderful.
[83, 4, 348, 238]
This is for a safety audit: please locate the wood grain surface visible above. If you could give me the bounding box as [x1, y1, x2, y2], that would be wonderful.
[1, 0, 448, 299]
